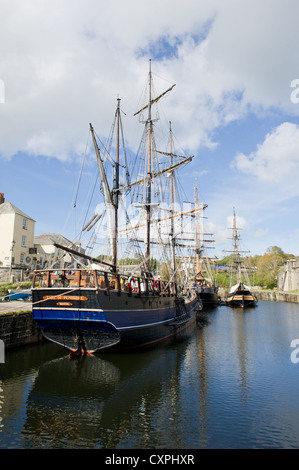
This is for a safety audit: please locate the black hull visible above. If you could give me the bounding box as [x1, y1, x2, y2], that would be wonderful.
[197, 292, 220, 309]
[226, 285, 257, 309]
[195, 287, 220, 309]
[226, 299, 257, 308]
[32, 287, 198, 353]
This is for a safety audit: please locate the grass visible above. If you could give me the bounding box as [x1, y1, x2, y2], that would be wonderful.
[0, 281, 31, 296]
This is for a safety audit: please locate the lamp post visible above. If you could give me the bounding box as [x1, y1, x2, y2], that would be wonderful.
[10, 239, 15, 282]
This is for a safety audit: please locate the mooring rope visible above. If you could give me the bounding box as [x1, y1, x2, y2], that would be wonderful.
[0, 287, 80, 315]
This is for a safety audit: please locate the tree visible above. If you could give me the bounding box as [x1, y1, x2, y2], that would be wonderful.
[255, 246, 288, 289]
[215, 272, 231, 288]
[265, 246, 285, 256]
[160, 262, 170, 281]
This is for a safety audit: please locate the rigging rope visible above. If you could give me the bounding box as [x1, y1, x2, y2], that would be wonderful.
[61, 131, 91, 235]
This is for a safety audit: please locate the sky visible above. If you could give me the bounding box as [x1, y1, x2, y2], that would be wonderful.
[1, 0, 299, 260]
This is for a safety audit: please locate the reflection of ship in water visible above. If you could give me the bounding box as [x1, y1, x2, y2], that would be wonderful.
[23, 339, 195, 448]
[195, 321, 209, 448]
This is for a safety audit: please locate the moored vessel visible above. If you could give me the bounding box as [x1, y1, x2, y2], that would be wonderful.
[225, 208, 257, 308]
[226, 281, 257, 308]
[193, 182, 219, 310]
[32, 267, 198, 353]
[32, 61, 201, 353]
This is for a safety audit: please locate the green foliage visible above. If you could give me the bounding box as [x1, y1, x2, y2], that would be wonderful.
[0, 281, 32, 296]
[150, 258, 158, 272]
[215, 246, 295, 290]
[215, 254, 234, 266]
[119, 257, 142, 265]
[160, 262, 170, 281]
[255, 246, 288, 289]
[96, 254, 112, 262]
[265, 246, 285, 256]
[215, 272, 231, 288]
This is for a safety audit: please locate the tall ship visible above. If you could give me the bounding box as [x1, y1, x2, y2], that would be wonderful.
[31, 61, 201, 354]
[193, 182, 219, 309]
[225, 208, 258, 308]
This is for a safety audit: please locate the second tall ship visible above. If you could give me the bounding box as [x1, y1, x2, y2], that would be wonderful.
[225, 209, 258, 308]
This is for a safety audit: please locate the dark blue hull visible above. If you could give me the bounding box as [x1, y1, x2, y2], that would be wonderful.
[32, 288, 198, 353]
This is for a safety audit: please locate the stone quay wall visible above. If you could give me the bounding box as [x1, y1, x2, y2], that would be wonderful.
[0, 310, 43, 350]
[254, 290, 299, 303]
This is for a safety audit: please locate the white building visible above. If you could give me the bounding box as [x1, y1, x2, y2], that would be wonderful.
[34, 233, 85, 269]
[278, 259, 299, 292]
[0, 193, 86, 281]
[0, 194, 36, 276]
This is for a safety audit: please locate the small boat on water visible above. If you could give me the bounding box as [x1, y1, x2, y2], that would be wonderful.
[226, 281, 257, 308]
[225, 208, 257, 309]
[0, 289, 32, 301]
[32, 61, 201, 354]
[9, 290, 32, 301]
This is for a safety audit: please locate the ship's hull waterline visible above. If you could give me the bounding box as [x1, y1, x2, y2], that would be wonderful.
[226, 294, 257, 308]
[32, 270, 199, 353]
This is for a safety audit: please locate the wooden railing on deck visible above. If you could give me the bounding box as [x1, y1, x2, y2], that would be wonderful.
[32, 269, 177, 296]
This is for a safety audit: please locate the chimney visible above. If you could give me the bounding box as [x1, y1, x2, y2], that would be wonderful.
[0, 193, 5, 204]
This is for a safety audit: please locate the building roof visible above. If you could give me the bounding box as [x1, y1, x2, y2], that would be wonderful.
[0, 202, 35, 221]
[34, 233, 74, 247]
[34, 233, 85, 258]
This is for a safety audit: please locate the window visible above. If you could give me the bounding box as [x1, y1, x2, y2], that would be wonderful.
[22, 218, 27, 229]
[20, 253, 25, 264]
[21, 236, 26, 247]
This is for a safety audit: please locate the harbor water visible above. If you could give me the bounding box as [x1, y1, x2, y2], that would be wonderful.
[1, 300, 299, 449]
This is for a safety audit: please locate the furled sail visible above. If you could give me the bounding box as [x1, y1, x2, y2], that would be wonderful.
[133, 84, 176, 116]
[122, 156, 193, 190]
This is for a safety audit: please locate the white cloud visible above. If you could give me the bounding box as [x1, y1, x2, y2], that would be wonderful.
[226, 213, 248, 231]
[253, 228, 269, 238]
[232, 122, 299, 184]
[1, 0, 299, 162]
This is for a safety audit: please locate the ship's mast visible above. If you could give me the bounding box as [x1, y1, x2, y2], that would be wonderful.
[112, 98, 121, 272]
[169, 121, 176, 279]
[232, 208, 239, 251]
[194, 180, 202, 279]
[224, 207, 249, 283]
[89, 98, 122, 273]
[232, 207, 242, 281]
[132, 61, 182, 273]
[145, 59, 153, 272]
